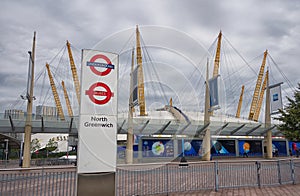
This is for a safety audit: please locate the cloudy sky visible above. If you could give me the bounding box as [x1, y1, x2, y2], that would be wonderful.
[0, 0, 299, 117]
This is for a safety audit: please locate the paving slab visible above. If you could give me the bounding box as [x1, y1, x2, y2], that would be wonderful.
[163, 184, 300, 196]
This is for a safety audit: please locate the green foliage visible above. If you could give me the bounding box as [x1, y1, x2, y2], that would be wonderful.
[30, 138, 41, 153]
[30, 151, 76, 159]
[45, 138, 58, 152]
[275, 84, 300, 141]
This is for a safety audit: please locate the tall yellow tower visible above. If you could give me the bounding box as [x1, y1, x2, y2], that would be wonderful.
[136, 25, 147, 116]
[213, 31, 222, 77]
[248, 50, 268, 120]
[235, 85, 245, 118]
[66, 40, 80, 104]
[210, 31, 222, 116]
[46, 63, 65, 121]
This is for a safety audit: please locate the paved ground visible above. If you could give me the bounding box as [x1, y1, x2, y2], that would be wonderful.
[165, 184, 300, 196]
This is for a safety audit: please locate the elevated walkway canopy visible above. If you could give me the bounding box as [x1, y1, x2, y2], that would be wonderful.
[0, 111, 282, 138]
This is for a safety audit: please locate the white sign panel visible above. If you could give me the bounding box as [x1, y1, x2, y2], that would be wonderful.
[270, 83, 283, 114]
[78, 50, 118, 173]
[80, 50, 118, 116]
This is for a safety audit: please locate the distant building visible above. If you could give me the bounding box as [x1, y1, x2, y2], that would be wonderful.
[4, 109, 24, 119]
[36, 105, 57, 120]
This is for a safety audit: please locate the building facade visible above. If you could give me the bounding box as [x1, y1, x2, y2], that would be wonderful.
[36, 105, 57, 120]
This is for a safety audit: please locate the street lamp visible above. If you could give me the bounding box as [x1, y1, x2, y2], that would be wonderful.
[22, 31, 36, 168]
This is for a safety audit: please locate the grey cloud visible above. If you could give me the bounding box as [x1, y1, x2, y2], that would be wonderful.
[0, 0, 300, 114]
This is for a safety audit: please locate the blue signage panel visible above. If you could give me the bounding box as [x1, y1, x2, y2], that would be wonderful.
[211, 140, 236, 156]
[87, 62, 115, 69]
[238, 140, 262, 157]
[208, 76, 220, 110]
[178, 139, 202, 157]
[272, 141, 287, 156]
[142, 139, 174, 157]
[132, 67, 139, 106]
[288, 141, 300, 156]
[117, 145, 139, 159]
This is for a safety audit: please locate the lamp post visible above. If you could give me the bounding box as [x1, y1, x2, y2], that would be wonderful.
[22, 32, 36, 168]
[202, 59, 211, 161]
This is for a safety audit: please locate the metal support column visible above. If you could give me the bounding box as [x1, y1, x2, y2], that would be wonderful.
[202, 59, 211, 161]
[265, 67, 272, 159]
[23, 32, 36, 168]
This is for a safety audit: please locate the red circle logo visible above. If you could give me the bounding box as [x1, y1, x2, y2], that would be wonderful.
[89, 54, 112, 76]
[85, 82, 114, 105]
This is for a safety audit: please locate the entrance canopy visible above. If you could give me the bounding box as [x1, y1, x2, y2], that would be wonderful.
[117, 110, 282, 138]
[0, 110, 282, 137]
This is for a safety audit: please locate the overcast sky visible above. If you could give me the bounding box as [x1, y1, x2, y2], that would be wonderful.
[0, 0, 299, 117]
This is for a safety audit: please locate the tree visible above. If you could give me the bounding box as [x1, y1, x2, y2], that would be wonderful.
[275, 84, 300, 141]
[45, 138, 58, 155]
[31, 138, 41, 153]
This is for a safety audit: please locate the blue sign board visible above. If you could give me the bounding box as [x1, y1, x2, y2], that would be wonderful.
[211, 140, 236, 156]
[272, 141, 287, 156]
[238, 140, 262, 157]
[132, 67, 139, 106]
[178, 139, 202, 157]
[208, 76, 220, 110]
[142, 139, 174, 157]
[288, 141, 300, 156]
[117, 145, 139, 159]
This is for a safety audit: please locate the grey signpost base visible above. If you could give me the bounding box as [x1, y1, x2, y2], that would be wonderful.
[77, 172, 115, 196]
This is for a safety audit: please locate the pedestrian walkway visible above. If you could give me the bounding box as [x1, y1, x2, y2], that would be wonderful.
[167, 184, 300, 196]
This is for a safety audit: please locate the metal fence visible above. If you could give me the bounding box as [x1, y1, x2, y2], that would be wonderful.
[116, 158, 300, 195]
[0, 167, 76, 196]
[0, 158, 76, 169]
[1, 158, 300, 195]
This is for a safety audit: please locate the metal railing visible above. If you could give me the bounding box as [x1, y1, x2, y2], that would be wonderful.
[0, 158, 76, 169]
[116, 158, 300, 195]
[1, 158, 300, 195]
[0, 167, 76, 196]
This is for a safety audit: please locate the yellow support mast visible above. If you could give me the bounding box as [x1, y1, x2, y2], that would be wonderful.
[210, 31, 222, 116]
[213, 31, 222, 77]
[61, 80, 73, 117]
[66, 40, 80, 104]
[253, 70, 268, 121]
[235, 85, 245, 118]
[46, 63, 65, 121]
[136, 25, 147, 116]
[248, 50, 268, 120]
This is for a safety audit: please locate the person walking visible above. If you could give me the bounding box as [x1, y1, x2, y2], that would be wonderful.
[292, 142, 299, 157]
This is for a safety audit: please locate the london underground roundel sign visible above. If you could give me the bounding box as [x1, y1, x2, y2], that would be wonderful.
[85, 82, 114, 105]
[89, 54, 113, 76]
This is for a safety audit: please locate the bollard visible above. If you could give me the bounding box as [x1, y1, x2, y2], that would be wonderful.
[214, 161, 219, 192]
[256, 161, 261, 188]
[179, 157, 188, 167]
[277, 160, 282, 185]
[290, 159, 295, 185]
